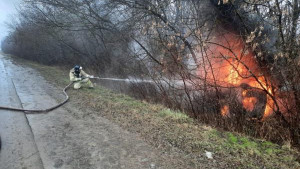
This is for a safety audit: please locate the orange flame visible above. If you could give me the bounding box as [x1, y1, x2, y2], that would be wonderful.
[198, 32, 276, 119]
[221, 105, 230, 117]
[247, 77, 275, 119]
[242, 95, 257, 112]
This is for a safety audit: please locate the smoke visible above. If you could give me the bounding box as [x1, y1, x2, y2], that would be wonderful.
[209, 0, 286, 87]
[210, 0, 278, 65]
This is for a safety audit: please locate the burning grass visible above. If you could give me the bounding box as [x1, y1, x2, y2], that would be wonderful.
[6, 54, 300, 169]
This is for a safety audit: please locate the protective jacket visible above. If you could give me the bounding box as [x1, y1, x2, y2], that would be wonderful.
[69, 68, 94, 89]
[69, 68, 90, 82]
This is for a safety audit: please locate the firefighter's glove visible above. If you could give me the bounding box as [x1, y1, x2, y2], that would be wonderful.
[75, 78, 82, 81]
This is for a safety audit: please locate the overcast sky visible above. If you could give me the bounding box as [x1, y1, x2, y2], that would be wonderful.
[0, 0, 21, 48]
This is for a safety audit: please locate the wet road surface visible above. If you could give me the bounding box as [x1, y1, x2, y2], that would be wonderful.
[0, 55, 44, 169]
[0, 54, 170, 169]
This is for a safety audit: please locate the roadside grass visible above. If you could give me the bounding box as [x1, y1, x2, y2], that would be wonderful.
[5, 54, 300, 168]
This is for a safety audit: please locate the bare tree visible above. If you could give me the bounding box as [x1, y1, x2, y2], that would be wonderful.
[3, 0, 300, 147]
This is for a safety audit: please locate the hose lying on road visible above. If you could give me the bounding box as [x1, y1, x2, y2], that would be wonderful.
[0, 77, 110, 151]
[0, 81, 74, 114]
[0, 77, 110, 114]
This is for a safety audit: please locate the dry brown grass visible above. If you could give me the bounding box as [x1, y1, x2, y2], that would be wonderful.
[7, 54, 300, 169]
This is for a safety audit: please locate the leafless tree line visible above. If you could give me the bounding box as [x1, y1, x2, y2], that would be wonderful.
[2, 0, 300, 147]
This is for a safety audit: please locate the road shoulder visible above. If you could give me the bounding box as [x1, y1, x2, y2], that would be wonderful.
[4, 54, 300, 169]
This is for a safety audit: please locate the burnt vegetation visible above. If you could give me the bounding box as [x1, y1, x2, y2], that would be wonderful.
[2, 0, 300, 148]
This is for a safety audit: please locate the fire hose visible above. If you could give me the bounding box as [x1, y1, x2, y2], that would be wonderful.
[0, 77, 104, 113]
[0, 77, 106, 150]
[0, 81, 74, 113]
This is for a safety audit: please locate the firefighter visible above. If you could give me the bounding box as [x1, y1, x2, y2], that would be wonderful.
[69, 65, 94, 89]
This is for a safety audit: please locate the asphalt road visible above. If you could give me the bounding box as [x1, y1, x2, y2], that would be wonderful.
[0, 55, 44, 169]
[0, 54, 168, 169]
